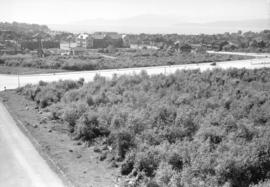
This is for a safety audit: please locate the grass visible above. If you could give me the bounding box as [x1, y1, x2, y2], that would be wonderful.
[0, 65, 67, 75]
[0, 50, 253, 75]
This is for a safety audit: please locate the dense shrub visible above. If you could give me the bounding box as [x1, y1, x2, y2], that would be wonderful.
[20, 80, 83, 108]
[20, 68, 270, 186]
[121, 151, 136, 175]
[109, 130, 135, 160]
[74, 111, 110, 141]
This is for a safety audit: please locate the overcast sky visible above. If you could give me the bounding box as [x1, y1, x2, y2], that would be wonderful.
[1, 0, 270, 24]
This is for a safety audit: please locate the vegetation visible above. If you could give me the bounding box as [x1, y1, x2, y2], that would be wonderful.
[0, 52, 250, 72]
[128, 30, 270, 52]
[18, 68, 270, 187]
[0, 65, 66, 75]
[0, 22, 49, 33]
[1, 22, 270, 53]
[0, 22, 75, 44]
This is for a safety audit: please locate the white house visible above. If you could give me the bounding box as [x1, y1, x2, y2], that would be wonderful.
[76, 33, 89, 48]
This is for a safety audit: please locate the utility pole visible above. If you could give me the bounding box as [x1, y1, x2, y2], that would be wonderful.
[17, 72, 20, 88]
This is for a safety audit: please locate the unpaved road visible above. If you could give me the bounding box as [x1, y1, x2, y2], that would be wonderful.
[99, 54, 117, 59]
[0, 102, 65, 187]
[1, 55, 270, 91]
[207, 50, 270, 58]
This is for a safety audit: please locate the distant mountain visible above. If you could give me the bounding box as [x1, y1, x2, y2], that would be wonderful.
[49, 15, 270, 34]
[172, 19, 270, 34]
[203, 19, 270, 28]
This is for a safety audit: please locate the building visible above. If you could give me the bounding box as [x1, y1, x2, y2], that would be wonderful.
[76, 33, 89, 48]
[122, 35, 130, 47]
[130, 44, 159, 50]
[76, 32, 124, 49]
[21, 41, 60, 51]
[89, 32, 123, 48]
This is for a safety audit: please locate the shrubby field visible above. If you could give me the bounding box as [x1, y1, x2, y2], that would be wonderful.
[0, 51, 250, 72]
[18, 68, 270, 187]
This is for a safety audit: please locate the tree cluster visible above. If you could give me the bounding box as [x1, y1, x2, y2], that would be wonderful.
[128, 30, 270, 52]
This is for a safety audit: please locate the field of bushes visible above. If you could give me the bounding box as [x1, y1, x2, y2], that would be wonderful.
[17, 68, 270, 187]
[0, 51, 251, 73]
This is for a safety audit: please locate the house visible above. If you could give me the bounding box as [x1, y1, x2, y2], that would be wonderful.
[88, 32, 107, 48]
[76, 33, 89, 48]
[130, 44, 159, 50]
[21, 41, 60, 51]
[122, 35, 130, 47]
[211, 41, 229, 51]
[222, 42, 239, 51]
[190, 44, 208, 54]
[89, 32, 124, 48]
[173, 42, 192, 53]
[76, 32, 124, 49]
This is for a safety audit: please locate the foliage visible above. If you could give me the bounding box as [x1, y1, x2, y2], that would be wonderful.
[0, 51, 250, 72]
[20, 68, 270, 186]
[127, 30, 270, 52]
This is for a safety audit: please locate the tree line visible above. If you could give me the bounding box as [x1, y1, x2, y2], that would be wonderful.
[127, 30, 270, 52]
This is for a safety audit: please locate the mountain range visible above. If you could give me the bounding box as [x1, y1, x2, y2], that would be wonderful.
[49, 14, 270, 34]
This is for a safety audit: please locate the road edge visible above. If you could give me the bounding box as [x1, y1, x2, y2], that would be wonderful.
[0, 97, 75, 187]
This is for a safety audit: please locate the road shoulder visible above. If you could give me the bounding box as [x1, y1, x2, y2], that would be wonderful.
[0, 90, 119, 187]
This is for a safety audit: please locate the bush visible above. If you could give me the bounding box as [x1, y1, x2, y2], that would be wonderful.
[155, 162, 175, 186]
[121, 151, 136, 175]
[49, 103, 64, 120]
[109, 130, 134, 160]
[135, 148, 162, 177]
[75, 111, 110, 141]
[20, 68, 270, 186]
[63, 107, 78, 131]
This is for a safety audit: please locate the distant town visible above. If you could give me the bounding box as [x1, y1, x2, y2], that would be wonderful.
[1, 21, 270, 58]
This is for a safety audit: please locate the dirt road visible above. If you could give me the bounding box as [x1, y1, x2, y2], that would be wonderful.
[0, 102, 65, 187]
[1, 52, 270, 91]
[207, 50, 270, 58]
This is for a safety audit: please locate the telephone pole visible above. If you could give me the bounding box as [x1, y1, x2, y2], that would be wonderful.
[17, 73, 20, 88]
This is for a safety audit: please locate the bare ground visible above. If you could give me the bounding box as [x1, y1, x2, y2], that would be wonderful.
[0, 90, 121, 187]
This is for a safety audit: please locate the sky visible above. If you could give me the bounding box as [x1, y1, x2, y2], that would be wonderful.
[0, 0, 270, 24]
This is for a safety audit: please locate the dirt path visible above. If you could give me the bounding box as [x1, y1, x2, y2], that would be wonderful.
[0, 102, 65, 187]
[0, 53, 270, 91]
[98, 54, 117, 59]
[207, 50, 270, 57]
